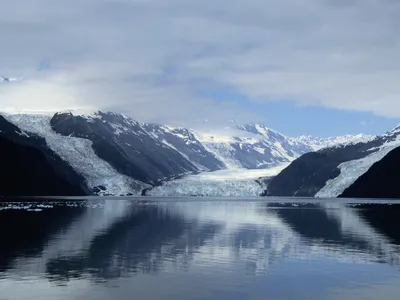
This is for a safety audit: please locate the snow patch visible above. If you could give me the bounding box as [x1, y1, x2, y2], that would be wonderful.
[15, 130, 30, 138]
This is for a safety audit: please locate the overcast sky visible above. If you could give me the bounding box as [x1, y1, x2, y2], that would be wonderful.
[1, 0, 400, 137]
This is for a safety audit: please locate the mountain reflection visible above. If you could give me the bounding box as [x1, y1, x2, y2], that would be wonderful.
[2, 199, 400, 286]
[45, 205, 223, 282]
[0, 203, 86, 273]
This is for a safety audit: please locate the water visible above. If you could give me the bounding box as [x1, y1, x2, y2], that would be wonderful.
[2, 198, 400, 300]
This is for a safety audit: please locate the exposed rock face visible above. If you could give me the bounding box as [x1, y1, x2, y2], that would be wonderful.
[0, 116, 88, 196]
[262, 152, 341, 197]
[142, 124, 225, 171]
[50, 111, 212, 185]
[340, 146, 400, 199]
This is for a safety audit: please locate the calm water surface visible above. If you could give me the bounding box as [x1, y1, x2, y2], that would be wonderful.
[1, 197, 400, 300]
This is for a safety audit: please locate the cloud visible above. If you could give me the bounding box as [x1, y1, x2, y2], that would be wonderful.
[1, 0, 400, 127]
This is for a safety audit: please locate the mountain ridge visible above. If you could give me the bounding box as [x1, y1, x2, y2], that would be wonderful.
[1, 108, 391, 196]
[264, 125, 400, 198]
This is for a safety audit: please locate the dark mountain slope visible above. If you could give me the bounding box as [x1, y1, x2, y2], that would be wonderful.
[142, 124, 225, 171]
[262, 152, 341, 197]
[339, 146, 400, 199]
[50, 111, 209, 185]
[0, 116, 88, 196]
[263, 135, 394, 197]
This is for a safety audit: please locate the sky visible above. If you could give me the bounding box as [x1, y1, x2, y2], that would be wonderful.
[1, 0, 400, 137]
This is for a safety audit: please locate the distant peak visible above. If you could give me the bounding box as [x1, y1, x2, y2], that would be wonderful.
[237, 123, 284, 138]
[295, 133, 377, 151]
[56, 108, 101, 117]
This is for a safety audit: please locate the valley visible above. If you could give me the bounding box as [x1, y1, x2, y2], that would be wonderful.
[1, 109, 399, 198]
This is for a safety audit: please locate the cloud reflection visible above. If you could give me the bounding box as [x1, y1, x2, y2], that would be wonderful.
[1, 200, 400, 300]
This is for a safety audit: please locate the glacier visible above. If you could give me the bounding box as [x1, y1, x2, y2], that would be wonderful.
[316, 141, 400, 198]
[2, 108, 381, 197]
[3, 113, 147, 195]
[148, 165, 288, 197]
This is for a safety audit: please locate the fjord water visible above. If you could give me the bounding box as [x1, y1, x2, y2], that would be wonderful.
[1, 198, 400, 300]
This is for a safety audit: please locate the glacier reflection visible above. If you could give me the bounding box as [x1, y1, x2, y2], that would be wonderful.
[1, 199, 400, 300]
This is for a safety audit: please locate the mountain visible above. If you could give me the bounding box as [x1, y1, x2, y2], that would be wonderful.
[0, 115, 88, 196]
[1, 110, 317, 196]
[195, 124, 371, 169]
[264, 126, 400, 198]
[0, 109, 379, 196]
[50, 111, 224, 185]
[296, 134, 376, 151]
[3, 112, 147, 195]
[339, 146, 400, 198]
[2, 110, 231, 195]
[195, 124, 314, 169]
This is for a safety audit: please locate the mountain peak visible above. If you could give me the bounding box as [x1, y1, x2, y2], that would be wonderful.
[296, 134, 377, 151]
[238, 123, 283, 138]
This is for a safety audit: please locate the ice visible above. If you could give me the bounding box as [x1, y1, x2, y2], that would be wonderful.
[148, 165, 288, 197]
[3, 113, 147, 195]
[149, 179, 264, 197]
[200, 142, 242, 169]
[316, 143, 400, 198]
[191, 165, 289, 180]
[296, 134, 377, 151]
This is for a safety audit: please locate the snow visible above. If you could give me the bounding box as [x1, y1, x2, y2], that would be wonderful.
[194, 130, 261, 145]
[148, 179, 264, 197]
[255, 124, 269, 136]
[148, 164, 288, 197]
[3, 113, 147, 195]
[273, 141, 294, 161]
[162, 139, 209, 171]
[296, 134, 377, 151]
[191, 164, 289, 181]
[316, 143, 400, 198]
[15, 130, 30, 137]
[196, 134, 286, 169]
[194, 125, 313, 170]
[199, 142, 242, 169]
[254, 147, 265, 154]
[57, 108, 100, 117]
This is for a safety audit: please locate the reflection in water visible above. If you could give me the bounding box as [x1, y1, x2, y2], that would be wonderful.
[1, 199, 400, 300]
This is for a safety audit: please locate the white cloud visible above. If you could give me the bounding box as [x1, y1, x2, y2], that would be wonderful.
[1, 0, 400, 126]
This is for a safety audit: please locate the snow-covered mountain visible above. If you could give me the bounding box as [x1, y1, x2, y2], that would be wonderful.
[195, 124, 314, 169]
[264, 125, 400, 198]
[1, 110, 235, 195]
[296, 134, 376, 151]
[1, 108, 390, 197]
[194, 124, 370, 170]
